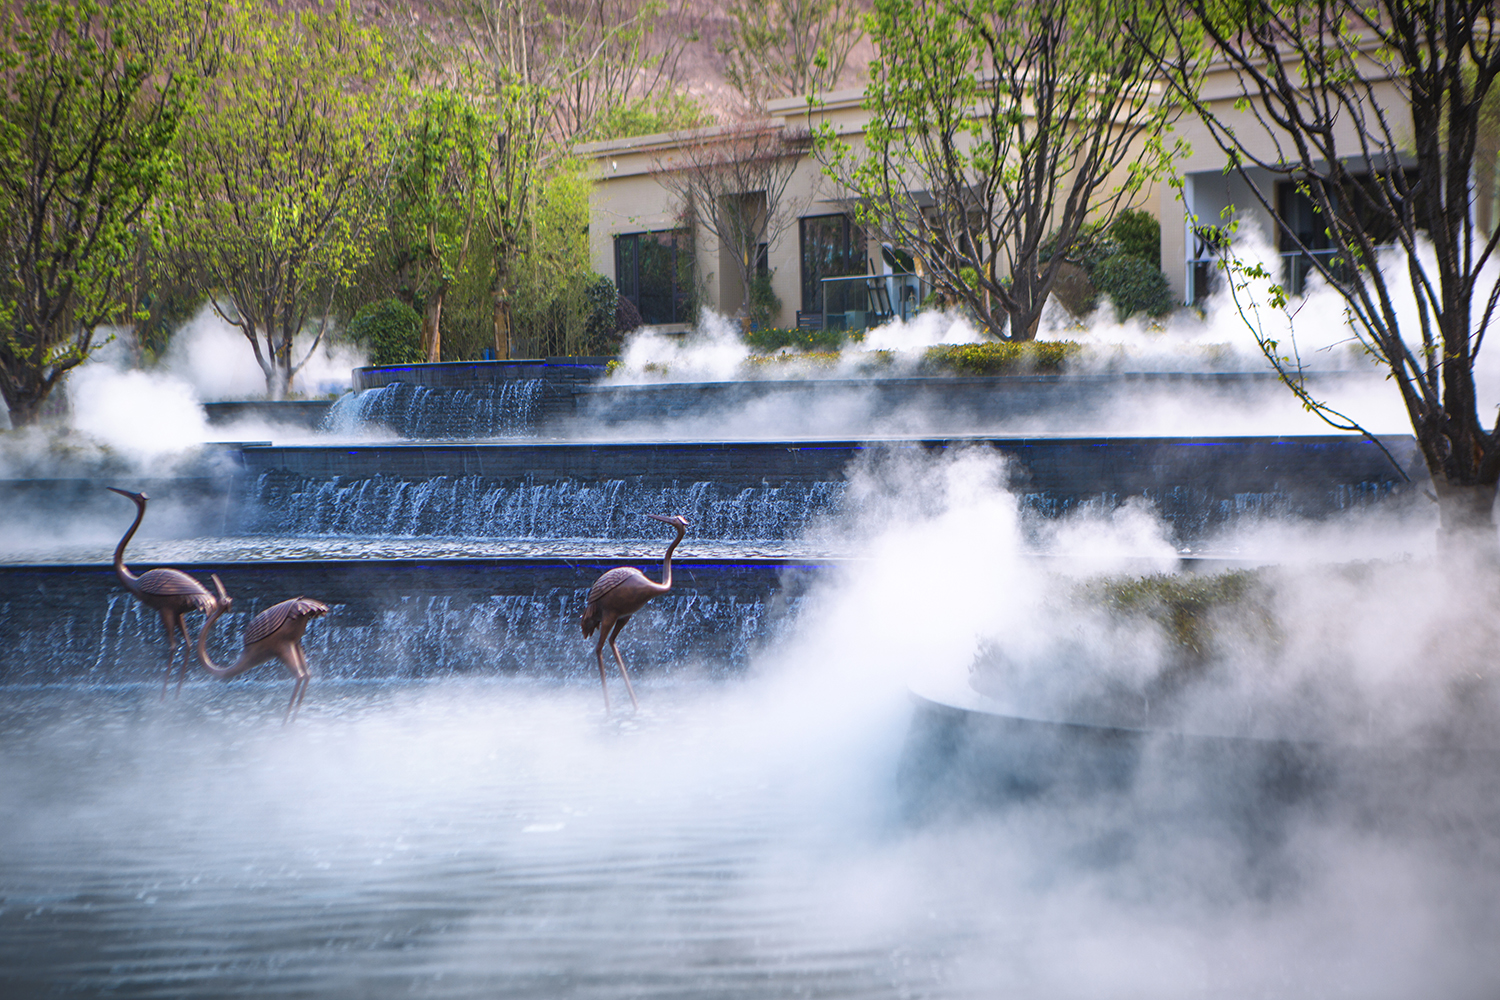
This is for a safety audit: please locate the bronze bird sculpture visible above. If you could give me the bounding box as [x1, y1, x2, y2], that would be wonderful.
[197, 574, 330, 721]
[107, 487, 216, 698]
[580, 513, 689, 713]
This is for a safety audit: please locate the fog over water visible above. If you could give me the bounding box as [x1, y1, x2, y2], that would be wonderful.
[2, 235, 1499, 997]
[2, 447, 1498, 997]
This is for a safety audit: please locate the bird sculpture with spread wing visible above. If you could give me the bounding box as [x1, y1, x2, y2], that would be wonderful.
[196, 573, 329, 721]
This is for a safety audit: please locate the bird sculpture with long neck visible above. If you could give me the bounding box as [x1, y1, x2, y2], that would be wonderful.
[107, 487, 216, 697]
[580, 513, 689, 713]
[197, 574, 329, 721]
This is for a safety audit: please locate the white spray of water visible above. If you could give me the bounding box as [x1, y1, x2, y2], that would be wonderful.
[160, 305, 366, 401]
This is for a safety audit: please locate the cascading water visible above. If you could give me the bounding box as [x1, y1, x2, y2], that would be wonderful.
[237, 472, 847, 541]
[322, 379, 545, 438]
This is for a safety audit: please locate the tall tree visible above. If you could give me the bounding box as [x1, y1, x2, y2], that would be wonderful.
[654, 121, 804, 321]
[456, 0, 693, 358]
[0, 0, 215, 426]
[1144, 1, 1500, 552]
[547, 0, 691, 141]
[820, 0, 1177, 341]
[717, 0, 866, 109]
[167, 1, 396, 397]
[389, 89, 492, 363]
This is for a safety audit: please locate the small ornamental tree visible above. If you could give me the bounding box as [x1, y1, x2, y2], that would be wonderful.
[820, 0, 1179, 341]
[655, 122, 804, 322]
[389, 89, 492, 363]
[168, 1, 395, 397]
[1141, 0, 1500, 554]
[0, 0, 215, 426]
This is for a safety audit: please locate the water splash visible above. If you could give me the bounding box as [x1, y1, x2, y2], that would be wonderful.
[323, 380, 545, 439]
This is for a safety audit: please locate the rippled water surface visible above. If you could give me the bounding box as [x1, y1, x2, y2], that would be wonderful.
[3, 681, 1497, 999]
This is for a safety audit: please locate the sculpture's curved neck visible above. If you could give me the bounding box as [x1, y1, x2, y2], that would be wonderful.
[656, 526, 684, 592]
[196, 601, 255, 679]
[113, 499, 145, 590]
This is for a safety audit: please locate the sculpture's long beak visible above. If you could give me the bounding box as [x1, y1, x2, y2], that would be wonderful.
[210, 573, 232, 609]
[643, 513, 673, 523]
[107, 486, 148, 502]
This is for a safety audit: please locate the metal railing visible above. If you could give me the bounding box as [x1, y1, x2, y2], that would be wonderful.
[818, 272, 931, 333]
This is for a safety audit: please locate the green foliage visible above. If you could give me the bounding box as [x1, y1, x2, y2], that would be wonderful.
[166, 0, 396, 396]
[1082, 569, 1276, 666]
[1092, 253, 1175, 321]
[583, 274, 620, 344]
[920, 341, 1082, 375]
[1108, 208, 1161, 268]
[747, 271, 782, 329]
[388, 88, 491, 361]
[594, 93, 714, 140]
[439, 160, 603, 359]
[348, 299, 422, 367]
[1039, 222, 1117, 270]
[0, 0, 215, 424]
[821, 0, 1180, 341]
[744, 325, 851, 353]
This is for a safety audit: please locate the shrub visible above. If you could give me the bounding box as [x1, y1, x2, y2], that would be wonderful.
[1080, 569, 1277, 671]
[349, 298, 423, 367]
[747, 270, 782, 330]
[920, 340, 1081, 375]
[1091, 253, 1175, 321]
[583, 273, 619, 345]
[1108, 208, 1161, 269]
[744, 325, 851, 353]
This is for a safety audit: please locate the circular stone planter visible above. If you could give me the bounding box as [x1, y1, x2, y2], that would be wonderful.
[898, 667, 1500, 844]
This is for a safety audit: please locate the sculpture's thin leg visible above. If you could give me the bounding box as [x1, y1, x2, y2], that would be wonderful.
[593, 614, 614, 714]
[290, 645, 312, 719]
[173, 616, 195, 696]
[607, 617, 639, 712]
[283, 647, 311, 723]
[160, 611, 180, 700]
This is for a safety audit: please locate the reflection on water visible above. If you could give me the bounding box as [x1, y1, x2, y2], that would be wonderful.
[0, 682, 932, 999]
[2, 682, 1498, 999]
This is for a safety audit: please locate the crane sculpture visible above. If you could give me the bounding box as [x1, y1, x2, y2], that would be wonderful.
[581, 513, 689, 713]
[197, 574, 330, 721]
[107, 487, 216, 698]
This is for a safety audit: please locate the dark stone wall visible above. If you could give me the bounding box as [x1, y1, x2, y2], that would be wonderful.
[203, 400, 334, 428]
[0, 558, 824, 685]
[334, 369, 1373, 440]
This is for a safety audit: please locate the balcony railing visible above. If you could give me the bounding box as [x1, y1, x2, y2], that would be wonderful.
[818, 272, 931, 333]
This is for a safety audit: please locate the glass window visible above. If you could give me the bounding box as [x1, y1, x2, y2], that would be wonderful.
[799, 215, 867, 316]
[614, 229, 694, 325]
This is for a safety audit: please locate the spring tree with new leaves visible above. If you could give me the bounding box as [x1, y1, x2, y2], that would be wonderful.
[1141, 0, 1500, 552]
[821, 0, 1179, 341]
[166, 1, 397, 398]
[0, 0, 215, 426]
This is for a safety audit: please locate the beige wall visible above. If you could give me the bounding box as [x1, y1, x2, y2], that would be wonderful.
[581, 86, 1171, 329]
[1161, 62, 1413, 302]
[580, 91, 870, 330]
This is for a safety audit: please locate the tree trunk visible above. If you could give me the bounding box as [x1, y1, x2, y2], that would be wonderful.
[3, 393, 42, 428]
[492, 266, 513, 360]
[1431, 478, 1500, 567]
[422, 287, 446, 364]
